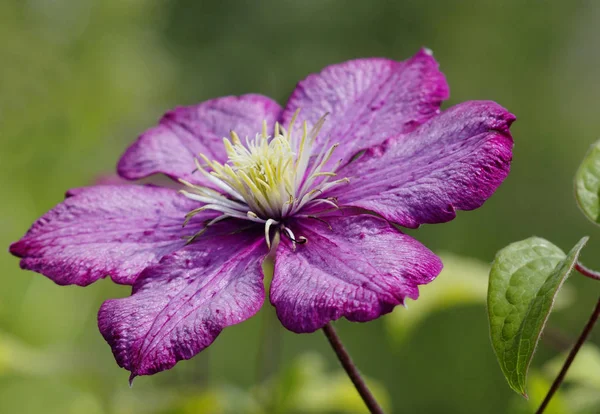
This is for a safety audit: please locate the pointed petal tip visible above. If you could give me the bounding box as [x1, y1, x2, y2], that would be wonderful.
[129, 373, 136, 387]
[8, 240, 24, 258]
[418, 46, 434, 56]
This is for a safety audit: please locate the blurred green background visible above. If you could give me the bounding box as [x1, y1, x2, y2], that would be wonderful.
[1, 1, 600, 413]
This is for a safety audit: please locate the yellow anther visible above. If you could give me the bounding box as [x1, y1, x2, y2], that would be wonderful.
[180, 111, 349, 243]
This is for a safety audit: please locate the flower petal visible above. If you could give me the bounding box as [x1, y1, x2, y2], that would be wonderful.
[282, 49, 449, 164]
[270, 214, 442, 333]
[118, 94, 282, 184]
[98, 225, 265, 379]
[329, 101, 515, 228]
[9, 185, 212, 286]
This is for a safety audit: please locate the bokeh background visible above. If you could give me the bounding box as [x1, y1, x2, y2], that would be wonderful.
[1, 1, 600, 413]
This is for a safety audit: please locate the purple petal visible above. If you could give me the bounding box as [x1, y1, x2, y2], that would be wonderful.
[282, 49, 449, 165]
[329, 101, 515, 228]
[118, 94, 282, 184]
[98, 226, 265, 378]
[270, 214, 442, 333]
[9, 185, 211, 286]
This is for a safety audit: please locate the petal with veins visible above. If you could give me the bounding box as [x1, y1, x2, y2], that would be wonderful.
[329, 101, 515, 228]
[270, 214, 442, 333]
[98, 225, 265, 379]
[9, 185, 214, 286]
[118, 94, 282, 185]
[281, 49, 449, 166]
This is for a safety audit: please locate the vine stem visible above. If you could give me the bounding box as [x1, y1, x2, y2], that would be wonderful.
[536, 295, 600, 414]
[575, 262, 600, 281]
[322, 323, 385, 414]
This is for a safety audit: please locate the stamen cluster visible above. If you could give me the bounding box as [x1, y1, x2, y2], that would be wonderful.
[180, 111, 348, 245]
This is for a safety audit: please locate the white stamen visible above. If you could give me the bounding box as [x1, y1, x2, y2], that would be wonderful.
[180, 110, 348, 243]
[264, 218, 278, 249]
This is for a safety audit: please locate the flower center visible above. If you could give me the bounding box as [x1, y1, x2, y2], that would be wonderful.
[179, 111, 348, 246]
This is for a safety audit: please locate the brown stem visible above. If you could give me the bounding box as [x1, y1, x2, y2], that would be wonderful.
[322, 323, 385, 414]
[575, 262, 600, 281]
[536, 296, 600, 414]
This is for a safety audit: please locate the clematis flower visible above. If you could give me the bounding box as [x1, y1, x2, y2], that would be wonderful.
[9, 49, 514, 380]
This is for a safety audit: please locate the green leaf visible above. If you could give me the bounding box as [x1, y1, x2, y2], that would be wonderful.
[575, 140, 600, 224]
[487, 236, 588, 397]
[385, 252, 575, 345]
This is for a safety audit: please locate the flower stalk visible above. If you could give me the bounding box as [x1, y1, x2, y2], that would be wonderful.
[322, 323, 385, 414]
[536, 293, 600, 414]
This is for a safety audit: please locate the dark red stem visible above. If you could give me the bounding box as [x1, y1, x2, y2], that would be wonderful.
[575, 262, 600, 281]
[536, 295, 600, 414]
[322, 323, 385, 414]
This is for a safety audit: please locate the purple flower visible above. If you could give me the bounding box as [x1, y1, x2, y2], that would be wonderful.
[9, 49, 515, 379]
